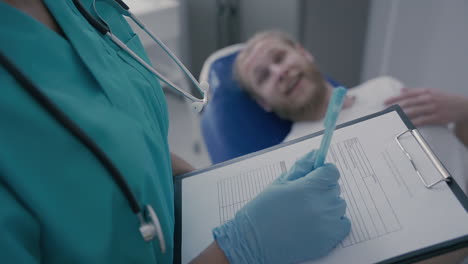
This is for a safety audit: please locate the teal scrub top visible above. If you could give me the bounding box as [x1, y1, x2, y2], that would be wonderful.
[0, 1, 175, 263]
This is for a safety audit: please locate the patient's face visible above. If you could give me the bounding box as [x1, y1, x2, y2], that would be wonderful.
[238, 38, 328, 121]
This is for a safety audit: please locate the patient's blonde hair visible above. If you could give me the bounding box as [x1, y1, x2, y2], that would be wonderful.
[234, 30, 298, 97]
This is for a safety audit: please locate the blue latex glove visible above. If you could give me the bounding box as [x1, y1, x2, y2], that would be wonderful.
[213, 151, 351, 264]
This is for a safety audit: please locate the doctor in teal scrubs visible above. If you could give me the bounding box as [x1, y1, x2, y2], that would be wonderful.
[0, 1, 350, 263]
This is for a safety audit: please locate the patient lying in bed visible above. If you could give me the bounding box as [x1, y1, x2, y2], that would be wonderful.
[283, 77, 468, 194]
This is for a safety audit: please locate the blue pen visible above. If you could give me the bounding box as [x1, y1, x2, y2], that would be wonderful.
[314, 86, 347, 168]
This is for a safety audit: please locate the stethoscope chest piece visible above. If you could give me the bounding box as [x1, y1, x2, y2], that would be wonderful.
[138, 205, 166, 253]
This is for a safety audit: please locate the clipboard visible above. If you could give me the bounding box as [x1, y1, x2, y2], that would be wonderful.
[174, 105, 468, 264]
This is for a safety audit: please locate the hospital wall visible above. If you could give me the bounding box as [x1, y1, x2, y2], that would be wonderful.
[362, 0, 468, 96]
[183, 0, 371, 87]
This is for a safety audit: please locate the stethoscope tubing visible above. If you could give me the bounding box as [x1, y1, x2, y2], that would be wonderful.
[0, 51, 142, 214]
[108, 33, 203, 103]
[72, 0, 207, 104]
[127, 13, 205, 100]
[0, 50, 166, 252]
[0, 0, 182, 253]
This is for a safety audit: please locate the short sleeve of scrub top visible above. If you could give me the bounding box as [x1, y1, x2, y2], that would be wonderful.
[0, 1, 174, 263]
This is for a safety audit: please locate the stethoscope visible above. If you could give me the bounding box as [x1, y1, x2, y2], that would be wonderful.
[73, 0, 209, 113]
[0, 0, 211, 254]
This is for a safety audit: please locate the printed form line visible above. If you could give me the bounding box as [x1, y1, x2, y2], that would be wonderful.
[217, 162, 287, 224]
[329, 137, 402, 247]
[216, 137, 402, 248]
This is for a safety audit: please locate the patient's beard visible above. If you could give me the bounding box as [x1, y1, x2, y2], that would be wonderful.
[274, 67, 328, 122]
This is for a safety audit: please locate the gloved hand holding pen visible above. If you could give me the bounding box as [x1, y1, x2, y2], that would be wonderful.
[213, 150, 351, 264]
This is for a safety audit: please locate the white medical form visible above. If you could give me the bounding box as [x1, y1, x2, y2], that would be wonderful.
[174, 106, 468, 264]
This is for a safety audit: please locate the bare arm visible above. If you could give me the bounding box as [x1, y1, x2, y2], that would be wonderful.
[170, 156, 229, 262]
[455, 120, 468, 147]
[190, 242, 229, 264]
[413, 246, 468, 264]
[384, 88, 468, 126]
[170, 153, 195, 177]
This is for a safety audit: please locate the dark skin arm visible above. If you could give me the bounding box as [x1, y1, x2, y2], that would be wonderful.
[190, 242, 229, 264]
[169, 153, 229, 263]
[455, 121, 468, 148]
[171, 153, 195, 176]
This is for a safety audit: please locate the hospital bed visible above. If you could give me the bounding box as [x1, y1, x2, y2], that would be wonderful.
[198, 44, 341, 164]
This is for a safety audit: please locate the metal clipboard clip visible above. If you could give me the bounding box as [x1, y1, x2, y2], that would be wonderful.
[395, 129, 451, 188]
